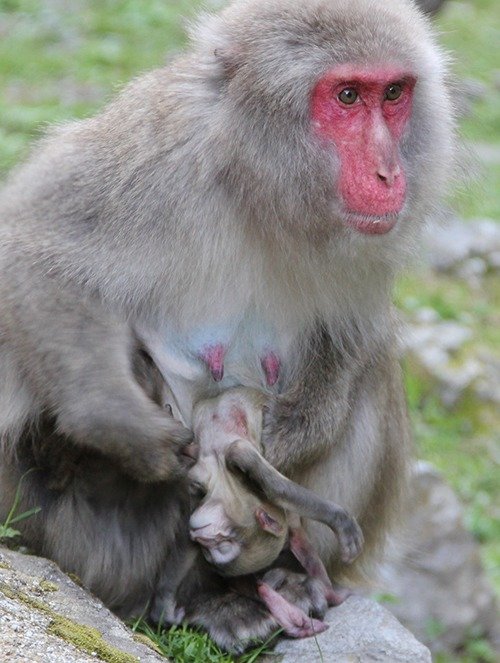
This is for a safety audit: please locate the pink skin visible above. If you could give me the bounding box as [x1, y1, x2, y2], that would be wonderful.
[257, 582, 329, 638]
[255, 506, 285, 536]
[199, 343, 226, 381]
[311, 65, 416, 235]
[289, 528, 351, 607]
[261, 351, 281, 387]
[225, 404, 249, 438]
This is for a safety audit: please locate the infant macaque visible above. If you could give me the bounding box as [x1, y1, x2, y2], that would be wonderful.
[187, 387, 364, 637]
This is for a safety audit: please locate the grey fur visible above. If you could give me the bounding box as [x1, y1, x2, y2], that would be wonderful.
[0, 0, 455, 650]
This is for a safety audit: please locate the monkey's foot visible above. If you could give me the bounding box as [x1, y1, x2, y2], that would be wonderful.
[185, 591, 277, 654]
[184, 567, 329, 653]
[150, 593, 185, 626]
[332, 510, 364, 564]
[257, 581, 328, 638]
[261, 567, 330, 620]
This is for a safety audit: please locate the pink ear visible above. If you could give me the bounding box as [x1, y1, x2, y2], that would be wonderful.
[255, 507, 284, 537]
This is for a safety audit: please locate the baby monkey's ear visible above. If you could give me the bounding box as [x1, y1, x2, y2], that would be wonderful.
[255, 506, 285, 537]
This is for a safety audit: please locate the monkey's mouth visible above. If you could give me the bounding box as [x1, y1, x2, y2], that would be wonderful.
[194, 535, 241, 566]
[344, 212, 398, 235]
[190, 526, 241, 564]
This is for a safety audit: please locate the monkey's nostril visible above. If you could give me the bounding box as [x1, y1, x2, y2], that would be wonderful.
[376, 170, 399, 186]
[377, 164, 401, 186]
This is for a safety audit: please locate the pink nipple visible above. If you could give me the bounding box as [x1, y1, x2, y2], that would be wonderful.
[200, 344, 226, 382]
[261, 352, 280, 387]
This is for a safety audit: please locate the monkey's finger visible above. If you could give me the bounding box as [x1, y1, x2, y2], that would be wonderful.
[178, 442, 199, 470]
[166, 420, 194, 446]
[182, 442, 199, 460]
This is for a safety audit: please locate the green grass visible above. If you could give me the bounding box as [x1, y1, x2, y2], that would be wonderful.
[0, 0, 206, 174]
[0, 1, 499, 662]
[437, 0, 500, 220]
[130, 619, 282, 663]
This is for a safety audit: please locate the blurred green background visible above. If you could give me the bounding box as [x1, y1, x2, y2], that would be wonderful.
[0, 1, 498, 662]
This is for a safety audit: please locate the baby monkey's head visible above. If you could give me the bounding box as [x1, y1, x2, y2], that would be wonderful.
[188, 388, 288, 576]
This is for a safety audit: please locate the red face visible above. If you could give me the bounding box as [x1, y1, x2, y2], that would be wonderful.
[311, 65, 416, 235]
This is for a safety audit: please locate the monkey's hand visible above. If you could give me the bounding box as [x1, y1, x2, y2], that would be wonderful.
[117, 417, 195, 483]
[257, 580, 328, 638]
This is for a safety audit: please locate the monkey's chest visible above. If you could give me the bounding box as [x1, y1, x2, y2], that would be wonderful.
[137, 316, 293, 425]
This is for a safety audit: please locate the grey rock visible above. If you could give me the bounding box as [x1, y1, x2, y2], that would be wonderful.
[402, 315, 500, 406]
[424, 218, 474, 270]
[402, 318, 477, 405]
[489, 251, 500, 269]
[377, 462, 500, 656]
[0, 546, 164, 663]
[423, 217, 500, 275]
[404, 320, 473, 355]
[475, 353, 500, 404]
[274, 595, 431, 663]
[456, 256, 487, 283]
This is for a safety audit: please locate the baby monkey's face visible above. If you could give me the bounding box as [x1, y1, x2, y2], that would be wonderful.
[189, 463, 288, 575]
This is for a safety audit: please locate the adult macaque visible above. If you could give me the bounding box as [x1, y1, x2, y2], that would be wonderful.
[0, 0, 455, 650]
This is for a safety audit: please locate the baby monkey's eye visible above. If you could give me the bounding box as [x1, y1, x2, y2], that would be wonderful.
[385, 83, 403, 101]
[338, 87, 358, 105]
[189, 482, 206, 500]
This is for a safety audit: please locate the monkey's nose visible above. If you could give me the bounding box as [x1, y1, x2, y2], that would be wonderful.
[376, 164, 401, 187]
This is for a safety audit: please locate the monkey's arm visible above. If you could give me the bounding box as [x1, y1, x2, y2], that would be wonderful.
[0, 266, 192, 482]
[225, 439, 363, 563]
[262, 327, 364, 475]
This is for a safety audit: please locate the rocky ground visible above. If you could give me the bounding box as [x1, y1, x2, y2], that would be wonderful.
[0, 546, 431, 663]
[403, 216, 500, 407]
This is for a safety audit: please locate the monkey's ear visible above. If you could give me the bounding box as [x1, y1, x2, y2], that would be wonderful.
[213, 47, 241, 80]
[255, 506, 285, 537]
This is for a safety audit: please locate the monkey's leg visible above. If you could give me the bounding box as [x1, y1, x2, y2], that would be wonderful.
[288, 525, 351, 606]
[262, 327, 361, 475]
[0, 441, 191, 615]
[225, 439, 363, 563]
[174, 561, 332, 653]
[0, 346, 193, 615]
[1, 268, 192, 482]
[150, 539, 198, 626]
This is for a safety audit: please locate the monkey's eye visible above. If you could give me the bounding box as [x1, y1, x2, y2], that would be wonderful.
[337, 87, 358, 105]
[189, 482, 206, 500]
[385, 83, 403, 101]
